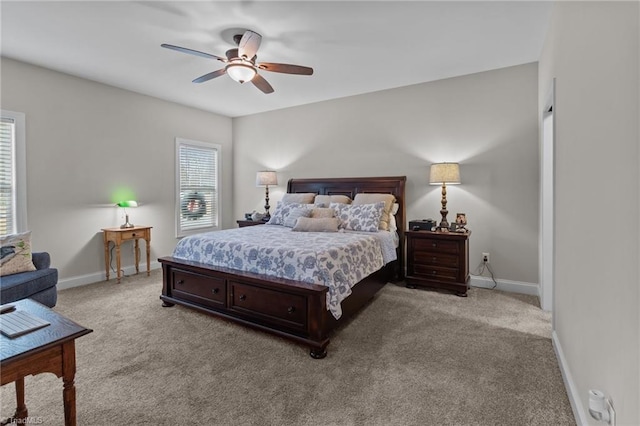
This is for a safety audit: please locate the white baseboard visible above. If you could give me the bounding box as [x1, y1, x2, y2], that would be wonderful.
[552, 330, 587, 426]
[470, 275, 539, 296]
[57, 261, 161, 291]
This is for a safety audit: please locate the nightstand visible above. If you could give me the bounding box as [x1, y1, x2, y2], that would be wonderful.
[102, 226, 152, 283]
[236, 220, 266, 228]
[405, 230, 470, 296]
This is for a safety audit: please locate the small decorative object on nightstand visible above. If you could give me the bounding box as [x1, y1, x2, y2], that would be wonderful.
[405, 229, 470, 297]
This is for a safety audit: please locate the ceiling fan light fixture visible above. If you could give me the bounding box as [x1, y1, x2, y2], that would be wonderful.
[226, 63, 257, 83]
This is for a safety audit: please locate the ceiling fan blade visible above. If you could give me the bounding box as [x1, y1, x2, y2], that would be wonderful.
[192, 69, 226, 83]
[258, 62, 313, 76]
[252, 73, 274, 94]
[161, 44, 225, 62]
[238, 30, 262, 60]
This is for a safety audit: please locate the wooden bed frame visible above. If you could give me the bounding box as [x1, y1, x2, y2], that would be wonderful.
[159, 176, 406, 358]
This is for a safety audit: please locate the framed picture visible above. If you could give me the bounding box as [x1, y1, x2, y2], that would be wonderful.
[455, 213, 467, 226]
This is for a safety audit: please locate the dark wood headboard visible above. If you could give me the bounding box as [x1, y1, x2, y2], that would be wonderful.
[287, 176, 406, 280]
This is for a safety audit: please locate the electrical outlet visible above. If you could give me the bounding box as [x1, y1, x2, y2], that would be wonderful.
[482, 252, 490, 263]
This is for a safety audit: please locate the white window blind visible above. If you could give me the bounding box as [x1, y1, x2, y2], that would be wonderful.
[0, 117, 16, 236]
[0, 111, 26, 236]
[176, 139, 220, 237]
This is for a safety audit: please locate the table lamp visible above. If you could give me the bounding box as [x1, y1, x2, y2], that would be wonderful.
[429, 163, 460, 231]
[256, 171, 278, 220]
[116, 200, 138, 229]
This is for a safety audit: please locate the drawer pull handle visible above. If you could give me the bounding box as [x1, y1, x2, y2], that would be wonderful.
[212, 288, 219, 294]
[287, 306, 295, 314]
[239, 294, 247, 301]
[177, 280, 184, 285]
[431, 271, 437, 275]
[432, 257, 437, 262]
[432, 243, 437, 247]
[132, 233, 136, 237]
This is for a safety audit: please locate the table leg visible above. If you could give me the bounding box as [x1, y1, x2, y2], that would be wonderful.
[14, 377, 28, 422]
[115, 243, 122, 284]
[62, 341, 77, 426]
[103, 238, 110, 281]
[145, 238, 151, 276]
[134, 239, 140, 275]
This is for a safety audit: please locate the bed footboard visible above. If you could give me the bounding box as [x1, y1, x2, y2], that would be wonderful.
[159, 256, 393, 358]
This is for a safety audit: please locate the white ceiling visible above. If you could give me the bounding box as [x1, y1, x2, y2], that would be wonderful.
[1, 1, 551, 118]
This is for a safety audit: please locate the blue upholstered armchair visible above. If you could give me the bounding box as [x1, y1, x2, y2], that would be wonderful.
[0, 252, 58, 307]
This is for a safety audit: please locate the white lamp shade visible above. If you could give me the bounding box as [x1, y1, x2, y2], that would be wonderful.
[429, 163, 461, 185]
[256, 171, 278, 186]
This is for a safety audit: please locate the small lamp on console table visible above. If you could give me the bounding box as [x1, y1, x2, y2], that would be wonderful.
[116, 200, 138, 229]
[429, 162, 460, 231]
[256, 171, 278, 220]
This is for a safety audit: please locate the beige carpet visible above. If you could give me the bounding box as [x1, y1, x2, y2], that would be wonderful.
[1, 270, 574, 425]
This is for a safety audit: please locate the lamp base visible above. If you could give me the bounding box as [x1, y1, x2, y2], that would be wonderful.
[120, 214, 134, 229]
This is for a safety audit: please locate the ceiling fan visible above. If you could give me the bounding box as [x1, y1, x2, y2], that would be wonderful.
[161, 30, 313, 94]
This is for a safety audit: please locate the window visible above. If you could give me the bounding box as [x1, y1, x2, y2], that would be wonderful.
[175, 138, 220, 237]
[0, 110, 27, 236]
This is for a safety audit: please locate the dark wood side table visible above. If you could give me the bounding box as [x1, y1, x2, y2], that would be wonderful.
[102, 226, 152, 283]
[1, 299, 93, 426]
[236, 220, 267, 228]
[405, 230, 471, 296]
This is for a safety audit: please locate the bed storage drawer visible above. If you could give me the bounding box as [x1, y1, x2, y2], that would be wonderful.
[171, 269, 226, 308]
[228, 281, 308, 331]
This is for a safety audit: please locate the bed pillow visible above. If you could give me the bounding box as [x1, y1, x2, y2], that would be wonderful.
[314, 195, 352, 207]
[282, 193, 316, 204]
[0, 231, 37, 276]
[330, 201, 385, 232]
[267, 202, 313, 225]
[352, 193, 396, 231]
[310, 207, 335, 219]
[283, 206, 313, 228]
[292, 217, 340, 232]
[388, 203, 400, 232]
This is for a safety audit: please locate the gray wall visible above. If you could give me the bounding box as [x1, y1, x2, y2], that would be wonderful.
[233, 63, 540, 285]
[1, 58, 233, 283]
[539, 2, 639, 424]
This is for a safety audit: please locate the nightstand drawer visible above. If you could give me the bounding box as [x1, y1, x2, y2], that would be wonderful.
[412, 264, 458, 281]
[172, 269, 226, 308]
[413, 238, 459, 254]
[412, 252, 459, 268]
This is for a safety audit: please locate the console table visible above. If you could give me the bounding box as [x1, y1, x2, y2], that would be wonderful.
[1, 299, 92, 426]
[102, 226, 152, 283]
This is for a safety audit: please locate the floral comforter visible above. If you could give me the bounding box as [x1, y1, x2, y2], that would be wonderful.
[172, 225, 396, 319]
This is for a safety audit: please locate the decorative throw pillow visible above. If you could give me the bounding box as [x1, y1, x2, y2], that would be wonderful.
[314, 195, 352, 207]
[0, 231, 37, 276]
[330, 202, 385, 232]
[310, 207, 335, 219]
[283, 207, 312, 228]
[281, 193, 316, 204]
[292, 217, 340, 232]
[352, 193, 396, 231]
[267, 202, 313, 226]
